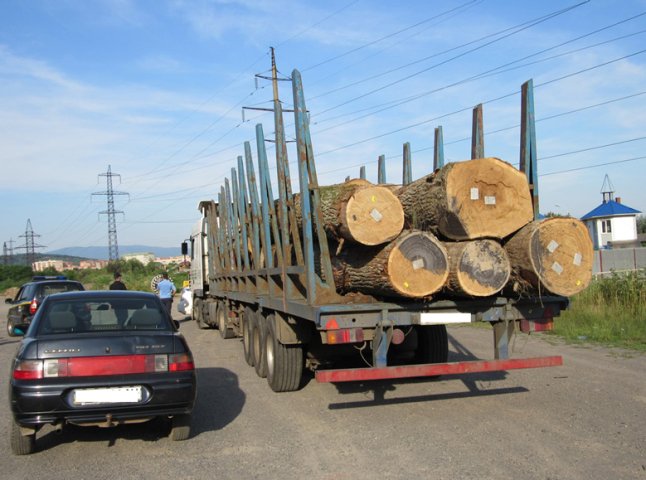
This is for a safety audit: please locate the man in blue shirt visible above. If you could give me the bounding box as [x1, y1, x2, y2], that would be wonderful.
[157, 272, 177, 316]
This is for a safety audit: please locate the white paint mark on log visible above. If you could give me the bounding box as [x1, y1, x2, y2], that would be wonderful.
[547, 240, 559, 253]
[551, 262, 564, 275]
[484, 196, 496, 205]
[573, 253, 582, 266]
[412, 258, 425, 270]
[370, 208, 383, 222]
[470, 187, 479, 200]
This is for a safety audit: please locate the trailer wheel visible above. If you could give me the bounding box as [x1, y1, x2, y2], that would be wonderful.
[252, 312, 268, 378]
[242, 307, 255, 367]
[216, 301, 235, 339]
[414, 325, 449, 364]
[194, 298, 209, 329]
[265, 315, 303, 392]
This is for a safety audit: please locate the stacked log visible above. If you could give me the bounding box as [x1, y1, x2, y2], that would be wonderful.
[398, 157, 534, 240]
[296, 179, 405, 246]
[332, 230, 449, 298]
[505, 217, 593, 296]
[444, 240, 511, 297]
[283, 157, 591, 300]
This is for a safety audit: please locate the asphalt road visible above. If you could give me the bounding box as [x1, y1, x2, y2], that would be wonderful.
[1, 300, 645, 480]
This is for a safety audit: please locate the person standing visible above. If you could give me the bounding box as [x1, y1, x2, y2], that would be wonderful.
[157, 272, 176, 316]
[110, 272, 127, 290]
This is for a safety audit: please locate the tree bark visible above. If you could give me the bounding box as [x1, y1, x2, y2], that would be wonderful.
[295, 179, 404, 246]
[505, 217, 593, 296]
[398, 157, 534, 240]
[332, 230, 449, 298]
[444, 239, 511, 297]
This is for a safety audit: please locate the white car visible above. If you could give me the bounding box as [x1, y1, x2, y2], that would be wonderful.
[176, 287, 193, 317]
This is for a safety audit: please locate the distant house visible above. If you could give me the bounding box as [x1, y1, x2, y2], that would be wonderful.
[581, 176, 641, 249]
[122, 252, 156, 265]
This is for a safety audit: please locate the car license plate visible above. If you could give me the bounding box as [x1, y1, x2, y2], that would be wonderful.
[72, 386, 143, 405]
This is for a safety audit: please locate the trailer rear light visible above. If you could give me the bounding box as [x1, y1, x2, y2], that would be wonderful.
[13, 360, 44, 380]
[169, 353, 195, 371]
[326, 328, 364, 345]
[14, 354, 190, 379]
[29, 298, 39, 315]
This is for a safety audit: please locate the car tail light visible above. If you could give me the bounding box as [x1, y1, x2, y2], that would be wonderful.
[13, 353, 194, 379]
[169, 353, 195, 372]
[29, 298, 39, 315]
[13, 360, 44, 380]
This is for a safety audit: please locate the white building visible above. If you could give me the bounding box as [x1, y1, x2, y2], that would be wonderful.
[581, 178, 641, 249]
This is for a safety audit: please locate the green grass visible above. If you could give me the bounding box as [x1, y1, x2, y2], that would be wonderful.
[553, 270, 646, 351]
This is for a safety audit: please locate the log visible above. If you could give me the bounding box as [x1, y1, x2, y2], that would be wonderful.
[505, 217, 593, 296]
[332, 230, 449, 298]
[444, 239, 511, 297]
[398, 157, 534, 240]
[296, 179, 404, 246]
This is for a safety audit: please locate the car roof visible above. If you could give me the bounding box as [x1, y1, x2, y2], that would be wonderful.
[45, 290, 158, 300]
[23, 279, 83, 287]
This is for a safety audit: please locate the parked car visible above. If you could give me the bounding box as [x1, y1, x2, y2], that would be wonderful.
[9, 290, 196, 455]
[6, 276, 85, 336]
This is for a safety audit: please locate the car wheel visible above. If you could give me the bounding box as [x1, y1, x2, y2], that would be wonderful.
[7, 319, 16, 337]
[10, 421, 35, 455]
[169, 414, 191, 441]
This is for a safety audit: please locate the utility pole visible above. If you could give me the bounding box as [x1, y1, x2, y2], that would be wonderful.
[93, 165, 129, 261]
[17, 219, 45, 267]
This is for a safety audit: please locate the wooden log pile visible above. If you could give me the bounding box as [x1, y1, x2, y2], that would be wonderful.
[310, 157, 592, 300]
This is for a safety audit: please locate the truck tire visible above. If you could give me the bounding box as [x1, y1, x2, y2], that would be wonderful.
[242, 307, 255, 366]
[194, 298, 209, 329]
[414, 325, 449, 364]
[253, 312, 268, 378]
[216, 301, 235, 339]
[265, 315, 303, 392]
[11, 421, 35, 455]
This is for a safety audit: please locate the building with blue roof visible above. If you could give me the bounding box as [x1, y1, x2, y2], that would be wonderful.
[581, 176, 641, 249]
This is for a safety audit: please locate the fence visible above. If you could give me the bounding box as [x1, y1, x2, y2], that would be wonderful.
[592, 247, 646, 276]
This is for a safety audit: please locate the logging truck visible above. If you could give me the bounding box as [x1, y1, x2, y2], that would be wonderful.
[183, 66, 593, 392]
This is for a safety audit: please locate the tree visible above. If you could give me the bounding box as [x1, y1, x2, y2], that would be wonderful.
[637, 215, 646, 234]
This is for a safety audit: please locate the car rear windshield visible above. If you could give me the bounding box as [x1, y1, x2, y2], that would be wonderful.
[38, 283, 84, 298]
[36, 297, 171, 335]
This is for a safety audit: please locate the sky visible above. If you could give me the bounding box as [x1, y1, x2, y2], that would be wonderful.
[1, 0, 645, 255]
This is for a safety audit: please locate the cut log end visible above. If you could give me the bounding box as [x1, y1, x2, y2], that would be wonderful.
[506, 217, 593, 297]
[341, 186, 404, 246]
[387, 231, 449, 297]
[443, 157, 534, 239]
[447, 240, 511, 297]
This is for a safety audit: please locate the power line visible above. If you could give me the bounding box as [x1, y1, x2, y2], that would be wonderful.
[541, 155, 646, 176]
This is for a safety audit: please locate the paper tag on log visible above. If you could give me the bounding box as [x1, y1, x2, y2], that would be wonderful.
[551, 262, 563, 275]
[547, 240, 559, 253]
[370, 208, 383, 222]
[470, 188, 479, 200]
[573, 253, 582, 266]
[412, 258, 425, 270]
[484, 196, 496, 205]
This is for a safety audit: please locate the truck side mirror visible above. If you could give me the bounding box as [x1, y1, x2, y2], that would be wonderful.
[181, 242, 188, 256]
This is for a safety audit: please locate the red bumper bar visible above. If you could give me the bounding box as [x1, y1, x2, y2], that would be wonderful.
[315, 356, 563, 383]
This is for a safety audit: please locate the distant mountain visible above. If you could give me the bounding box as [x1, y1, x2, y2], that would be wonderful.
[46, 245, 182, 260]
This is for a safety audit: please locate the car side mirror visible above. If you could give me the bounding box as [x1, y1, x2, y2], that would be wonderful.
[5, 298, 12, 304]
[13, 326, 26, 336]
[181, 242, 188, 256]
[173, 320, 180, 330]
